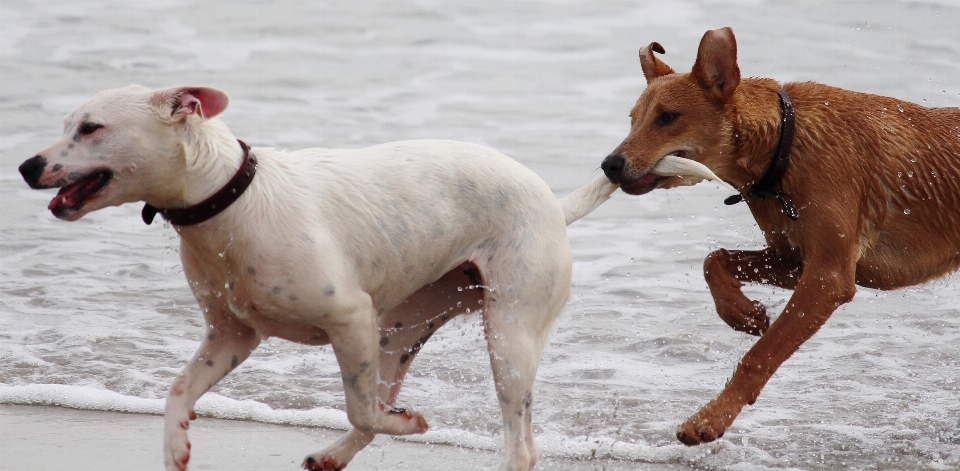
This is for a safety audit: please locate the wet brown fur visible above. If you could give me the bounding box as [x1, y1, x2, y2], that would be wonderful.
[606, 28, 960, 446]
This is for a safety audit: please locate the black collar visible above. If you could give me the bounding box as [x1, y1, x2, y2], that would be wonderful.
[142, 139, 258, 226]
[724, 88, 799, 220]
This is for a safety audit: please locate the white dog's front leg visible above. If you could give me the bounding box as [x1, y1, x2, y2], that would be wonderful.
[164, 314, 260, 471]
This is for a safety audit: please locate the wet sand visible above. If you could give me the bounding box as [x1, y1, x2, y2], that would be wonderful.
[0, 404, 691, 470]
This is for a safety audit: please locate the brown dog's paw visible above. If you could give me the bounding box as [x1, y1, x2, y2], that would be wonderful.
[676, 420, 724, 446]
[717, 299, 769, 336]
[676, 401, 738, 446]
[303, 455, 344, 471]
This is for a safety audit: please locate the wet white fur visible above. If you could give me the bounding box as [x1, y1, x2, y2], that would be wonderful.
[27, 85, 615, 471]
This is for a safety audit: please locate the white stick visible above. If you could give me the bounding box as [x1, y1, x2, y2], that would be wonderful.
[651, 155, 732, 189]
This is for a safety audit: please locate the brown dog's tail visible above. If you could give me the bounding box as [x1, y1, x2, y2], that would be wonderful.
[559, 174, 619, 225]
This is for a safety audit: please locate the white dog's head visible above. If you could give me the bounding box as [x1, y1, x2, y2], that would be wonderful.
[19, 85, 230, 221]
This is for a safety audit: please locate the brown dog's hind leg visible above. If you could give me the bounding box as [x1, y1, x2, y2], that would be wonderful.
[704, 247, 802, 335]
[679, 252, 856, 446]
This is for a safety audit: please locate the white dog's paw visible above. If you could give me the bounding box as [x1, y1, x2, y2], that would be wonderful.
[303, 453, 346, 471]
[380, 405, 429, 434]
[164, 411, 196, 470]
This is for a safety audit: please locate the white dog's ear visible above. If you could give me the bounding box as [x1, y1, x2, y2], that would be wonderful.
[151, 86, 230, 122]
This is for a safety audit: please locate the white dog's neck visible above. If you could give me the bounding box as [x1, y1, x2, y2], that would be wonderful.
[180, 118, 244, 206]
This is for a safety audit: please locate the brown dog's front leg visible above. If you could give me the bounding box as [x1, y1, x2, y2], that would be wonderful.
[703, 247, 802, 335]
[679, 256, 856, 445]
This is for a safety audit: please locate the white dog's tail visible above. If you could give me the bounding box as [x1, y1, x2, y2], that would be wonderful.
[559, 174, 619, 225]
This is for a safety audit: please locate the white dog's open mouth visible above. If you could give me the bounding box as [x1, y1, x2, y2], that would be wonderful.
[48, 170, 113, 218]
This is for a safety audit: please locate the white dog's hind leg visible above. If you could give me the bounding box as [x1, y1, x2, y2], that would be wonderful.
[305, 266, 483, 470]
[476, 217, 571, 471]
[164, 309, 260, 471]
[482, 301, 554, 471]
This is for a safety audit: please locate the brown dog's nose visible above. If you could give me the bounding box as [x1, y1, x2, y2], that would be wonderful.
[19, 155, 47, 189]
[601, 154, 625, 182]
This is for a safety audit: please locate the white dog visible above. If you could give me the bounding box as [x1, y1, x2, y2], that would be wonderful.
[19, 85, 628, 471]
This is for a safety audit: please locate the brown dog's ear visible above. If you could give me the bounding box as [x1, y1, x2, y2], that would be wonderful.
[151, 86, 230, 122]
[691, 28, 740, 101]
[639, 42, 675, 83]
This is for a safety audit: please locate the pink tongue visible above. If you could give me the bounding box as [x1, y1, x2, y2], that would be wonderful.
[637, 173, 660, 184]
[48, 177, 97, 211]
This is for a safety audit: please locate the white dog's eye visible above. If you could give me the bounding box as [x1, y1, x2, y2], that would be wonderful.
[78, 122, 104, 136]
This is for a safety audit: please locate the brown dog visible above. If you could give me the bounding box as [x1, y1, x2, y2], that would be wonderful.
[601, 27, 960, 446]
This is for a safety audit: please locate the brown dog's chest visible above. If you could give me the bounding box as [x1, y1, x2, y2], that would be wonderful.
[745, 200, 800, 254]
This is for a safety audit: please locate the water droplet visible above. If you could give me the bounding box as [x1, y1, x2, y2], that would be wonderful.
[904, 208, 911, 215]
[907, 171, 914, 177]
[897, 105, 904, 113]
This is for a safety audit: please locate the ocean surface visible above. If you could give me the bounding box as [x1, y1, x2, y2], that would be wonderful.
[1, 1, 959, 469]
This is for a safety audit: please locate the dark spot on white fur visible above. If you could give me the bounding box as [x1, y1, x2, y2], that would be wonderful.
[272, 285, 282, 294]
[323, 284, 335, 296]
[380, 337, 389, 346]
[410, 333, 432, 356]
[399, 354, 410, 364]
[464, 267, 482, 286]
[231, 355, 238, 369]
[394, 322, 402, 329]
[247, 266, 256, 275]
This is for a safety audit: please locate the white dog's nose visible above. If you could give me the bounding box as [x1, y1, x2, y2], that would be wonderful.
[19, 155, 47, 189]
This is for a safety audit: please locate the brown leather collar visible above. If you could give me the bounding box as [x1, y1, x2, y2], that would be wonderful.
[142, 139, 258, 226]
[724, 88, 799, 220]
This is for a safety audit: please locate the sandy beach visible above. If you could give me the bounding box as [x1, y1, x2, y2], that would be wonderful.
[1, 404, 691, 470]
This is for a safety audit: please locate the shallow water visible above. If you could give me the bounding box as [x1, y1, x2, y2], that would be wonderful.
[1, 1, 959, 470]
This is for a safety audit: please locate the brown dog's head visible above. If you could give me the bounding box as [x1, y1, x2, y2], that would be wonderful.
[601, 27, 740, 195]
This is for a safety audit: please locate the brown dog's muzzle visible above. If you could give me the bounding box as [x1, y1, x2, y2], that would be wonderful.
[600, 154, 625, 182]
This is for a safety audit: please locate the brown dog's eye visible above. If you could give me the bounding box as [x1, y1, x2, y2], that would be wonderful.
[78, 123, 104, 136]
[657, 112, 679, 126]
